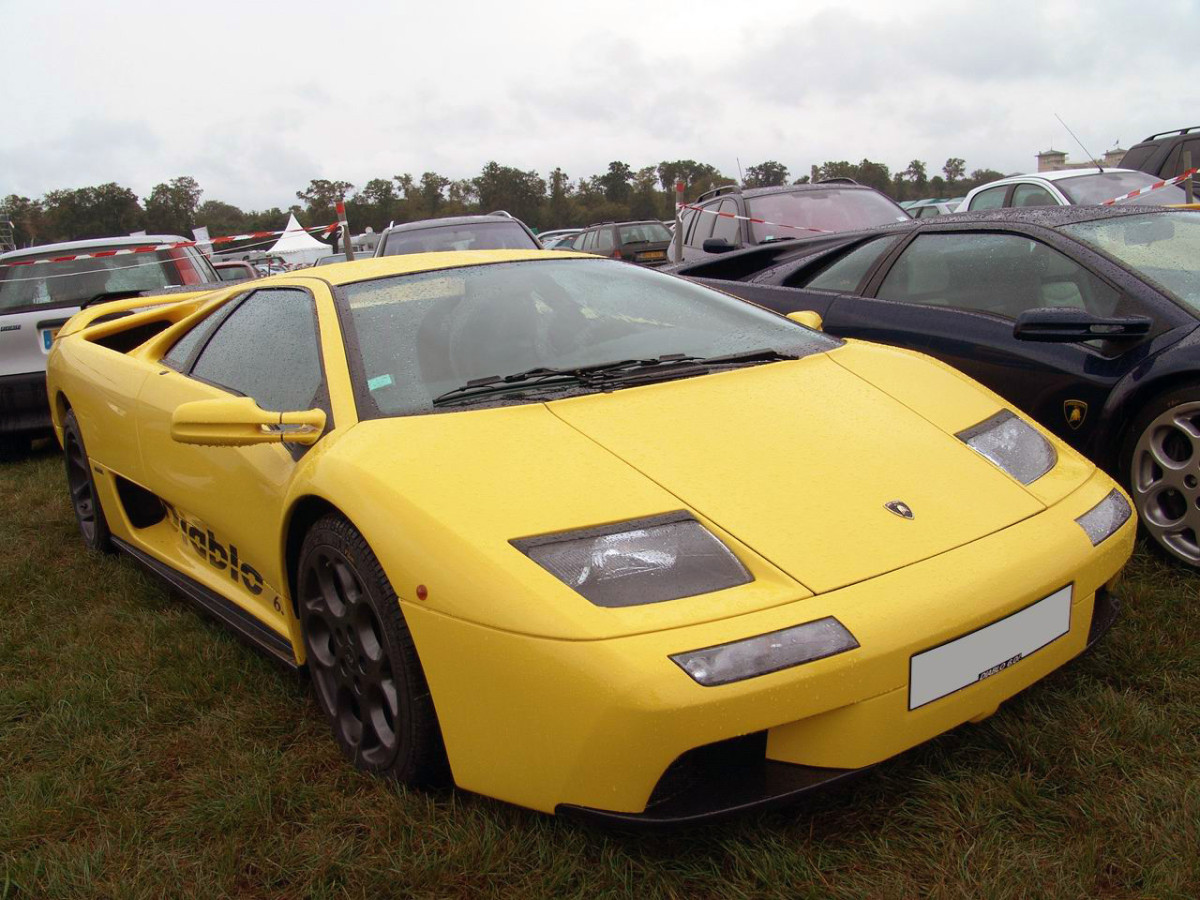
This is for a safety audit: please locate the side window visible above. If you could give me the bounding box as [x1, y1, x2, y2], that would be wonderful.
[688, 204, 717, 247]
[1175, 140, 1200, 177]
[595, 227, 615, 253]
[711, 200, 740, 245]
[162, 298, 238, 370]
[877, 233, 1120, 320]
[569, 232, 587, 250]
[582, 229, 598, 252]
[190, 288, 324, 412]
[968, 185, 1008, 211]
[1011, 184, 1058, 208]
[791, 236, 900, 292]
[677, 207, 697, 244]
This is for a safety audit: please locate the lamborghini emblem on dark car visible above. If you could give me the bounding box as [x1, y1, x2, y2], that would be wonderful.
[885, 500, 914, 519]
[1064, 399, 1088, 430]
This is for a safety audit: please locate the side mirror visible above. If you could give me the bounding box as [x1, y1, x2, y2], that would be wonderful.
[702, 237, 736, 254]
[1013, 308, 1152, 342]
[171, 396, 326, 447]
[786, 310, 824, 331]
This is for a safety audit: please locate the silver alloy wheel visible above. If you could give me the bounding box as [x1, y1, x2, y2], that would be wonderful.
[1130, 400, 1200, 564]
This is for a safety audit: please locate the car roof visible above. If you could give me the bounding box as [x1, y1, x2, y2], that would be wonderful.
[739, 183, 883, 199]
[0, 234, 189, 261]
[972, 168, 1144, 190]
[379, 215, 521, 235]
[299, 248, 592, 286]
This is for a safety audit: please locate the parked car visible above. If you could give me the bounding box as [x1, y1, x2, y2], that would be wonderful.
[670, 206, 1200, 567]
[540, 233, 582, 250]
[1119, 126, 1200, 197]
[314, 252, 368, 266]
[0, 234, 217, 455]
[960, 169, 1191, 212]
[669, 182, 911, 263]
[565, 220, 673, 266]
[374, 215, 539, 257]
[534, 228, 582, 246]
[46, 248, 1130, 823]
[213, 261, 258, 282]
[907, 199, 965, 218]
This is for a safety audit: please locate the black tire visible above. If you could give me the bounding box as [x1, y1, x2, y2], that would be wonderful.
[1119, 383, 1200, 567]
[62, 410, 114, 554]
[297, 513, 448, 785]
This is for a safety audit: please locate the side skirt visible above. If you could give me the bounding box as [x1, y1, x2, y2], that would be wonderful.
[113, 537, 298, 670]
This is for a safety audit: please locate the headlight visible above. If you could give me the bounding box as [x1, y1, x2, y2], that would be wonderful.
[1076, 489, 1132, 545]
[957, 410, 1056, 484]
[513, 512, 752, 608]
[670, 617, 859, 686]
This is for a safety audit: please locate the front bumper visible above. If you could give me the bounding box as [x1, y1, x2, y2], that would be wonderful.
[0, 372, 51, 436]
[404, 469, 1134, 820]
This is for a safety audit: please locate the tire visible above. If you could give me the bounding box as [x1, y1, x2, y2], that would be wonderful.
[1121, 384, 1200, 567]
[296, 514, 448, 785]
[62, 410, 114, 554]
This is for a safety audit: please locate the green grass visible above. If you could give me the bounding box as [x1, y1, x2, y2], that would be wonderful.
[1, 446, 1197, 899]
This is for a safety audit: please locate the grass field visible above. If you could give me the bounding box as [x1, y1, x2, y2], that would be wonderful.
[1, 444, 1198, 899]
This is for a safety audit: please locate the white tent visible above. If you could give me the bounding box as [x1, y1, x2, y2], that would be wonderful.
[268, 213, 331, 266]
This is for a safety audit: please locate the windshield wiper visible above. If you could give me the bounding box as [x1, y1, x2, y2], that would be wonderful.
[431, 350, 797, 406]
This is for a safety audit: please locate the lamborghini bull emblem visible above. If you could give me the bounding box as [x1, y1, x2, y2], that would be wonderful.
[1064, 400, 1088, 430]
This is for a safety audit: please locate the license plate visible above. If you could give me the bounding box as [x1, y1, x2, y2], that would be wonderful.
[638, 251, 666, 260]
[908, 585, 1072, 710]
[41, 328, 60, 351]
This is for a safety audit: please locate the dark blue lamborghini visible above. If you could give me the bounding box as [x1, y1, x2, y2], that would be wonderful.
[669, 206, 1200, 566]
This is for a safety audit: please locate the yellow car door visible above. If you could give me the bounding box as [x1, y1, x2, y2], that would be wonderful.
[134, 285, 335, 641]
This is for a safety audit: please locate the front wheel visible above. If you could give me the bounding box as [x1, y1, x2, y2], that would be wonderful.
[62, 410, 114, 554]
[296, 514, 447, 785]
[1124, 388, 1200, 566]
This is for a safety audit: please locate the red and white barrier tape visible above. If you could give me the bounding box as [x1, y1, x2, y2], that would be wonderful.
[678, 203, 834, 235]
[0, 222, 338, 268]
[1101, 168, 1198, 206]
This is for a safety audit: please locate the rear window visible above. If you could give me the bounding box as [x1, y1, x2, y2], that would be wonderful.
[1057, 171, 1188, 206]
[617, 222, 671, 244]
[1118, 145, 1157, 173]
[0, 245, 213, 313]
[746, 189, 908, 243]
[379, 222, 537, 256]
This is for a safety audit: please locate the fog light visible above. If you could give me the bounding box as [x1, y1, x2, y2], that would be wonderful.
[670, 617, 859, 687]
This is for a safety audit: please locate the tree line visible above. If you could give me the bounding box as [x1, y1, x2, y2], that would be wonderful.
[1, 157, 1008, 248]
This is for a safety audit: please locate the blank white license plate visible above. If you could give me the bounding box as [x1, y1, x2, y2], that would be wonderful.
[909, 585, 1072, 710]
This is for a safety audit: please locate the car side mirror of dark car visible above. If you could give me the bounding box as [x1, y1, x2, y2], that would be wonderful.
[1013, 307, 1153, 342]
[702, 238, 736, 254]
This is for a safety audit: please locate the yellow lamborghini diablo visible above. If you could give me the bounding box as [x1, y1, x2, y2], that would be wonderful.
[46, 249, 1134, 823]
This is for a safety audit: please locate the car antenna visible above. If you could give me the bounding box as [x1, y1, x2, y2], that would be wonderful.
[1055, 113, 1104, 172]
[737, 156, 745, 185]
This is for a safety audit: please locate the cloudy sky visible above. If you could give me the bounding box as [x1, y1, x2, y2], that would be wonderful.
[2, 0, 1197, 211]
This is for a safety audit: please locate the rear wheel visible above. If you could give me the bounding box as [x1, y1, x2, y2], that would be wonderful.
[297, 514, 447, 784]
[1124, 387, 1200, 567]
[62, 411, 114, 554]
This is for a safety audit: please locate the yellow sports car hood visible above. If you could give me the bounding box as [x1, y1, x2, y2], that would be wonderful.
[547, 350, 1044, 595]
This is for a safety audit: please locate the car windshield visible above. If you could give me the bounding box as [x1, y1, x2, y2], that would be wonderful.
[339, 258, 837, 417]
[1061, 212, 1200, 310]
[379, 222, 537, 256]
[0, 245, 215, 312]
[617, 223, 671, 243]
[1056, 171, 1189, 206]
[747, 189, 910, 243]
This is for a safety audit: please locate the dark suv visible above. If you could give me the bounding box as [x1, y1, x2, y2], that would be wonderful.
[374, 214, 540, 257]
[565, 221, 673, 266]
[669, 182, 910, 263]
[1119, 127, 1200, 196]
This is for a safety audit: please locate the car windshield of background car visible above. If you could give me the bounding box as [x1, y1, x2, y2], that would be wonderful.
[0, 246, 209, 312]
[747, 189, 910, 243]
[340, 258, 838, 417]
[1061, 212, 1200, 311]
[380, 222, 537, 255]
[618, 223, 671, 244]
[1056, 172, 1189, 206]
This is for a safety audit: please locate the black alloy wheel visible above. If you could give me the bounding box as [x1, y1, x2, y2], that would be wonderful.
[62, 410, 113, 553]
[297, 514, 447, 784]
